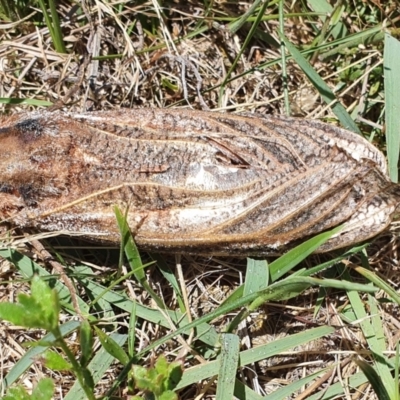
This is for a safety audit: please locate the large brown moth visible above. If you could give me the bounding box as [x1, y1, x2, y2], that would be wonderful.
[0, 108, 398, 256]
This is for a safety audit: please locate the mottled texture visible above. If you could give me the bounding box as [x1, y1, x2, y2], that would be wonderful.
[0, 109, 399, 255]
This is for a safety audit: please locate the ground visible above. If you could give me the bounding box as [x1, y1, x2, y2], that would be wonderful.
[1, 1, 400, 399]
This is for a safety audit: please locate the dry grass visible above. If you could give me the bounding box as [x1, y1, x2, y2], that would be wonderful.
[1, 1, 400, 399]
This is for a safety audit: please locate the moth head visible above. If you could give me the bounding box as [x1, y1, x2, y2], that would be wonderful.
[0, 112, 72, 212]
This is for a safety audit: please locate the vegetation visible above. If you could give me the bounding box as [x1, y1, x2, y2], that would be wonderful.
[1, 1, 400, 399]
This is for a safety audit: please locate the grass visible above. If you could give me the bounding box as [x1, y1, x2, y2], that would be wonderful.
[1, 0, 400, 399]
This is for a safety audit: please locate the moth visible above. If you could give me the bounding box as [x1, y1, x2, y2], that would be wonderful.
[0, 108, 399, 256]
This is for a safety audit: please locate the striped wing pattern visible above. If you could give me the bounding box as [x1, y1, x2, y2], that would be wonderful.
[0, 109, 398, 255]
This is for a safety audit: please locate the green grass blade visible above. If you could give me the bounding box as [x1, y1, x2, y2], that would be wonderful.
[3, 320, 80, 389]
[114, 206, 143, 278]
[215, 334, 240, 400]
[64, 333, 128, 400]
[94, 326, 130, 366]
[37, 0, 54, 40]
[227, 272, 376, 333]
[354, 265, 400, 305]
[384, 33, 400, 183]
[244, 258, 269, 295]
[37, 0, 66, 53]
[264, 368, 331, 400]
[3, 249, 220, 349]
[280, 33, 360, 133]
[307, 0, 347, 39]
[128, 300, 137, 358]
[219, 0, 269, 102]
[228, 0, 263, 34]
[368, 294, 387, 353]
[0, 248, 90, 315]
[306, 371, 369, 399]
[151, 253, 185, 311]
[107, 275, 359, 398]
[0, 97, 53, 106]
[319, 25, 385, 60]
[343, 267, 396, 399]
[279, 0, 290, 114]
[176, 326, 334, 390]
[354, 359, 391, 400]
[47, 0, 67, 53]
[396, 342, 400, 400]
[114, 207, 165, 309]
[72, 265, 220, 348]
[225, 231, 359, 312]
[233, 380, 263, 400]
[249, 275, 376, 311]
[269, 225, 343, 282]
[297, 244, 367, 277]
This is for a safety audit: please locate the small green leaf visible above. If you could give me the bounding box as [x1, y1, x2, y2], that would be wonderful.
[31, 275, 53, 304]
[369, 80, 380, 96]
[130, 356, 182, 396]
[3, 378, 54, 400]
[159, 391, 178, 400]
[131, 365, 152, 391]
[161, 78, 179, 92]
[94, 326, 130, 366]
[165, 361, 183, 391]
[30, 276, 60, 331]
[0, 276, 60, 332]
[0, 303, 32, 327]
[2, 385, 31, 400]
[154, 356, 183, 392]
[155, 355, 169, 375]
[31, 378, 54, 400]
[43, 350, 72, 371]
